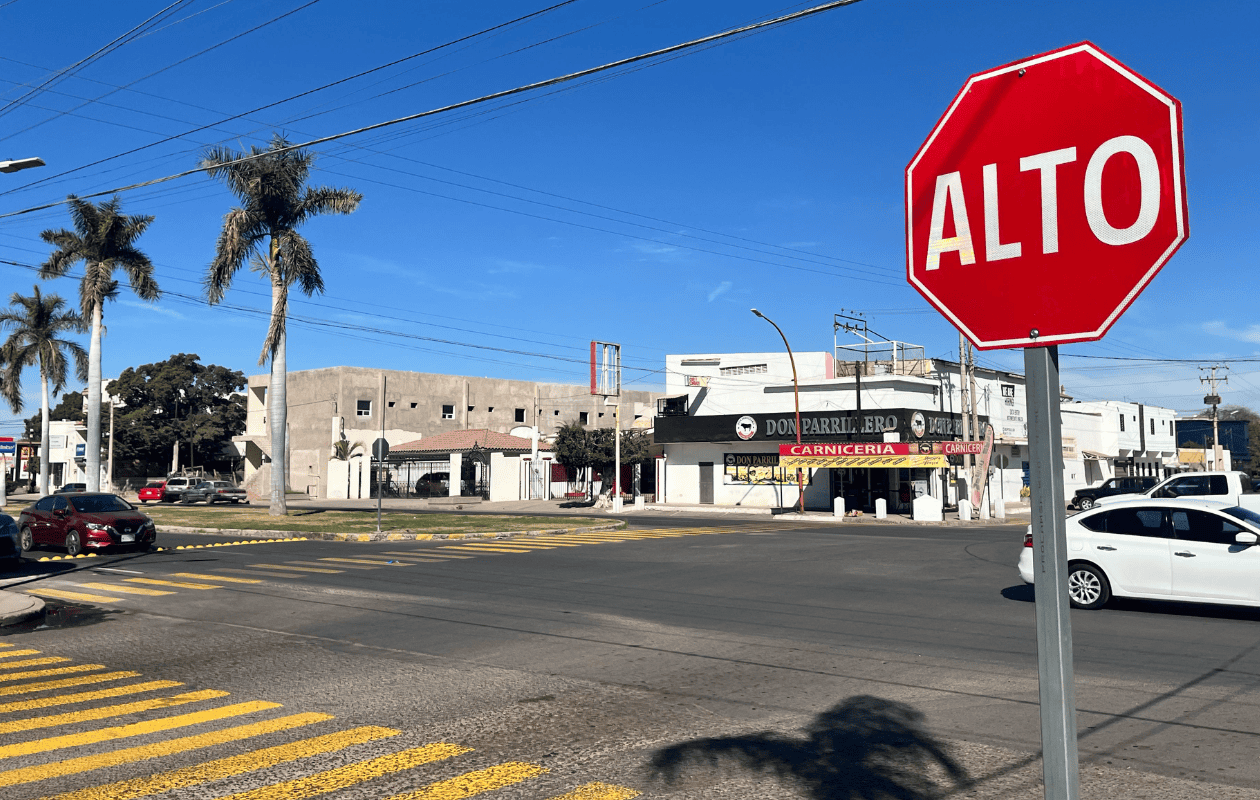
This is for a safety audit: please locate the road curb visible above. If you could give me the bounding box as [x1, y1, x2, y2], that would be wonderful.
[157, 520, 628, 542]
[0, 591, 45, 627]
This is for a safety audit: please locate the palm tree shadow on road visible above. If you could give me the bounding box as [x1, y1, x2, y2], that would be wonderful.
[650, 695, 969, 799]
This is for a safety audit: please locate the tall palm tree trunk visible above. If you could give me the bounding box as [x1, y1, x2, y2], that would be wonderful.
[269, 279, 288, 516]
[86, 299, 103, 491]
[40, 369, 51, 495]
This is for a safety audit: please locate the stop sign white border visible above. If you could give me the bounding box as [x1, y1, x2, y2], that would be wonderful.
[906, 42, 1188, 349]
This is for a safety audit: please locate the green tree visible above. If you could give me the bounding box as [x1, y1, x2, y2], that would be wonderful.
[23, 390, 91, 439]
[0, 286, 88, 495]
[39, 195, 159, 492]
[107, 354, 246, 479]
[201, 134, 362, 515]
[553, 420, 595, 496]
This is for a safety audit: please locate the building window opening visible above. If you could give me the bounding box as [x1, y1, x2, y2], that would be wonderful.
[514, 408, 526, 423]
[1119, 414, 1125, 432]
[442, 404, 454, 419]
[410, 402, 418, 409]
[488, 406, 494, 413]
[388, 401, 396, 408]
[554, 409, 560, 416]
[579, 412, 589, 424]
[357, 400, 371, 417]
[468, 406, 475, 412]
[720, 363, 768, 376]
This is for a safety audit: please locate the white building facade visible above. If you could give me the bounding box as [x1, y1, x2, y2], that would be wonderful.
[654, 350, 1178, 512]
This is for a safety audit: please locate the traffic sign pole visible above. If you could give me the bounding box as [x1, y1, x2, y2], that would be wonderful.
[1025, 345, 1080, 800]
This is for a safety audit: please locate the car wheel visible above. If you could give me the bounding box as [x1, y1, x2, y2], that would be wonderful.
[19, 527, 34, 553]
[1078, 497, 1095, 510]
[1067, 563, 1110, 610]
[65, 530, 83, 557]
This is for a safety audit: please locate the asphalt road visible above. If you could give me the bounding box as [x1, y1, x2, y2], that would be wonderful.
[3, 515, 1260, 799]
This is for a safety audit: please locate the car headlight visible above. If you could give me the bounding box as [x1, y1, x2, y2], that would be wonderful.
[86, 522, 110, 531]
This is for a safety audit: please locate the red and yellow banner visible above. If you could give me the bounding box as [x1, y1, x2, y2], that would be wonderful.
[777, 441, 985, 469]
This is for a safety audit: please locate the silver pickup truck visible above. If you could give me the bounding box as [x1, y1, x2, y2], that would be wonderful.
[181, 480, 249, 505]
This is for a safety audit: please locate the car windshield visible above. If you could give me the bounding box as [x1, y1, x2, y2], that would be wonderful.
[143, 483, 162, 489]
[1220, 506, 1260, 529]
[69, 495, 135, 513]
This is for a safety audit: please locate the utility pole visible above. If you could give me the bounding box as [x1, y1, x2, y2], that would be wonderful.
[1200, 365, 1228, 469]
[958, 333, 971, 507]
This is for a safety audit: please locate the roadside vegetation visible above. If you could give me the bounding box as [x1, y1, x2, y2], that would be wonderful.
[136, 505, 605, 535]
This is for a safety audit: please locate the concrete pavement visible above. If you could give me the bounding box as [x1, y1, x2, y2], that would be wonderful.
[0, 589, 43, 626]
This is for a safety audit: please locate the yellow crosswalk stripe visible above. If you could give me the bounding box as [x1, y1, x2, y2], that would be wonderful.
[381, 552, 472, 559]
[0, 680, 183, 714]
[0, 671, 141, 698]
[439, 546, 531, 553]
[222, 568, 305, 578]
[479, 542, 556, 549]
[0, 649, 40, 660]
[45, 725, 401, 800]
[25, 588, 121, 604]
[75, 582, 173, 597]
[0, 689, 228, 735]
[251, 564, 342, 573]
[0, 711, 330, 788]
[124, 578, 221, 590]
[0, 664, 104, 683]
[288, 560, 377, 570]
[170, 572, 262, 584]
[219, 742, 473, 800]
[0, 699, 281, 760]
[382, 761, 549, 800]
[506, 541, 582, 547]
[317, 557, 405, 566]
[0, 657, 70, 670]
[547, 782, 641, 800]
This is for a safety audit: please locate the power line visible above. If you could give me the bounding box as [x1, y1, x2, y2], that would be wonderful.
[0, 0, 865, 220]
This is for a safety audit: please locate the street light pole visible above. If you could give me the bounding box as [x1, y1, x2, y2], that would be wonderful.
[752, 309, 805, 515]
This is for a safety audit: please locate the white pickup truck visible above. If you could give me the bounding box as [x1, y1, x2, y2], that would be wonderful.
[1095, 471, 1259, 508]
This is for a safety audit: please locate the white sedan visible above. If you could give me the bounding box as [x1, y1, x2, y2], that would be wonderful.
[1018, 498, 1260, 610]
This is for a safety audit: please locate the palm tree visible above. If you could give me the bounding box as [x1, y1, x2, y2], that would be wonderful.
[201, 134, 362, 515]
[39, 196, 158, 493]
[331, 439, 365, 461]
[0, 286, 89, 495]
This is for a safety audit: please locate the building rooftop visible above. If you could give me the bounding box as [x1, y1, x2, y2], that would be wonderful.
[392, 428, 554, 455]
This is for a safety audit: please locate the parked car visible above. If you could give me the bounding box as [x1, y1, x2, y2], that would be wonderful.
[181, 480, 248, 505]
[55, 483, 87, 494]
[1070, 476, 1157, 510]
[160, 476, 200, 503]
[137, 481, 166, 504]
[1095, 470, 1257, 508]
[0, 514, 20, 571]
[18, 493, 157, 556]
[1018, 498, 1260, 610]
[414, 472, 450, 497]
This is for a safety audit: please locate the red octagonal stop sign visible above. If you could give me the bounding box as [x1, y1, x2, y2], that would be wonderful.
[906, 42, 1188, 349]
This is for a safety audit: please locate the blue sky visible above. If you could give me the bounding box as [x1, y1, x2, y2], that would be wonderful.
[1, 0, 1257, 435]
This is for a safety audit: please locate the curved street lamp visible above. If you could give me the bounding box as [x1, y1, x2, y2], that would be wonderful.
[751, 309, 805, 515]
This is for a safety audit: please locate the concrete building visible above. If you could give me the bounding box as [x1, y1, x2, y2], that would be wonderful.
[654, 347, 1179, 513]
[235, 366, 659, 499]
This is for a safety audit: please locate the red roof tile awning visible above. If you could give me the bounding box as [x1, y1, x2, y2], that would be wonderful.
[391, 428, 553, 456]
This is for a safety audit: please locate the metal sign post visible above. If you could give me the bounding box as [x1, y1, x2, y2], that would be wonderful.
[1025, 345, 1079, 800]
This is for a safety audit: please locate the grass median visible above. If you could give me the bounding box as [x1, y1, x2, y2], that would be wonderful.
[134, 505, 607, 535]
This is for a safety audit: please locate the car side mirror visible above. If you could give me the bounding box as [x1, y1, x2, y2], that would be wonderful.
[1236, 532, 1259, 545]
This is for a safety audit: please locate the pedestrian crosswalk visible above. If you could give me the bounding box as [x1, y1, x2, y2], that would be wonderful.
[0, 644, 640, 799]
[19, 525, 780, 606]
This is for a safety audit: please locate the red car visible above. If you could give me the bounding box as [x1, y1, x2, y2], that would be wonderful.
[138, 481, 166, 504]
[18, 493, 157, 556]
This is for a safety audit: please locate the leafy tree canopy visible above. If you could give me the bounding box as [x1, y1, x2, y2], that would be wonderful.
[106, 353, 246, 476]
[23, 390, 90, 439]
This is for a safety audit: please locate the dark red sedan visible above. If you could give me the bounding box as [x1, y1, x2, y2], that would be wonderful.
[18, 493, 157, 556]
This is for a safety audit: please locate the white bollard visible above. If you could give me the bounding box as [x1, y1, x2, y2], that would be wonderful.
[875, 498, 887, 519]
[833, 497, 845, 518]
[995, 498, 1006, 520]
[959, 501, 972, 521]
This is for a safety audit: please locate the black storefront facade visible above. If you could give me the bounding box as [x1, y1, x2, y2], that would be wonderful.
[654, 408, 985, 511]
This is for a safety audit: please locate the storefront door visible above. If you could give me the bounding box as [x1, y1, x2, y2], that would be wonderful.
[699, 462, 713, 504]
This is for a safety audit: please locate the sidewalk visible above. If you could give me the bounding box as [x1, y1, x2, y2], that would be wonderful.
[0, 591, 43, 627]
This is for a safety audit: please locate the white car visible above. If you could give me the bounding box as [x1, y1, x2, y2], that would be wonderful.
[1018, 498, 1260, 610]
